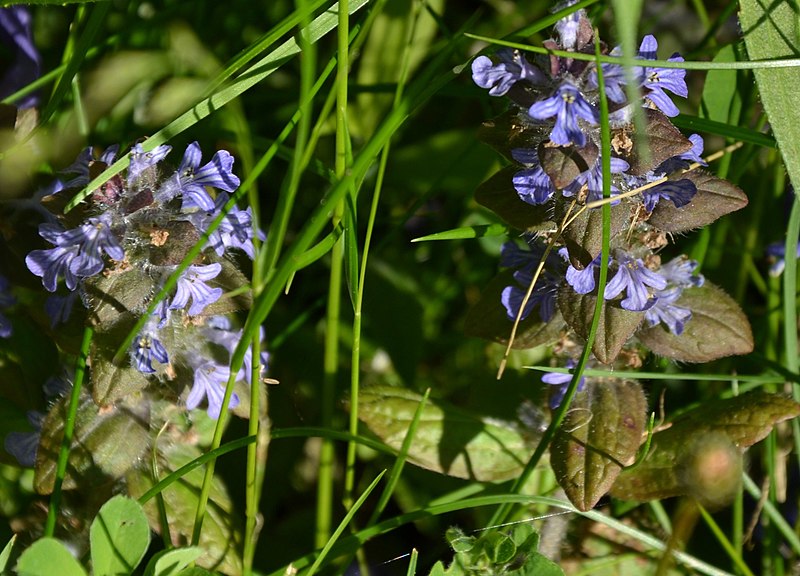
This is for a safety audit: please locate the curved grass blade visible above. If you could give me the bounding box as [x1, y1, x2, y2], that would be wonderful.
[411, 223, 508, 242]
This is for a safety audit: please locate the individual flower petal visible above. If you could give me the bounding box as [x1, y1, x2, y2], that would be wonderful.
[659, 255, 704, 287]
[26, 245, 80, 292]
[641, 179, 696, 212]
[528, 82, 598, 147]
[187, 360, 240, 419]
[169, 263, 223, 316]
[604, 251, 667, 311]
[644, 286, 692, 335]
[501, 270, 559, 322]
[128, 142, 172, 184]
[564, 253, 604, 294]
[541, 359, 587, 408]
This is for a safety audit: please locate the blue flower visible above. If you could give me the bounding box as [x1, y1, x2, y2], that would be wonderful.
[562, 250, 605, 295]
[128, 142, 172, 185]
[189, 193, 264, 259]
[159, 142, 241, 212]
[766, 241, 800, 277]
[130, 330, 169, 374]
[4, 411, 44, 467]
[203, 316, 269, 384]
[65, 213, 125, 277]
[659, 255, 704, 287]
[169, 263, 223, 316]
[541, 359, 586, 408]
[471, 49, 544, 96]
[563, 155, 629, 204]
[187, 359, 240, 419]
[501, 269, 560, 322]
[61, 145, 119, 189]
[553, 2, 584, 51]
[588, 45, 639, 104]
[641, 179, 697, 212]
[528, 82, 598, 147]
[644, 285, 692, 335]
[0, 7, 41, 109]
[511, 148, 556, 205]
[26, 226, 80, 292]
[639, 35, 687, 117]
[604, 251, 667, 311]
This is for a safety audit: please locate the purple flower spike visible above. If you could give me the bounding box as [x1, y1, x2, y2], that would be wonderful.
[187, 360, 240, 419]
[131, 332, 169, 374]
[639, 35, 687, 117]
[4, 411, 44, 467]
[528, 82, 598, 147]
[170, 263, 223, 316]
[644, 286, 692, 335]
[164, 142, 241, 212]
[541, 359, 587, 409]
[471, 49, 544, 96]
[128, 142, 172, 184]
[511, 148, 556, 205]
[604, 251, 667, 311]
[659, 255, 704, 287]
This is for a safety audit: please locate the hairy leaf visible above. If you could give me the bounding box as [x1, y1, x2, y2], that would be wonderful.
[552, 379, 646, 511]
[647, 170, 748, 233]
[35, 391, 150, 494]
[464, 270, 565, 349]
[477, 110, 551, 163]
[539, 142, 597, 188]
[612, 392, 800, 505]
[637, 283, 753, 362]
[618, 108, 692, 176]
[127, 443, 242, 576]
[357, 386, 539, 482]
[84, 267, 155, 330]
[555, 198, 629, 268]
[557, 286, 643, 364]
[474, 167, 555, 231]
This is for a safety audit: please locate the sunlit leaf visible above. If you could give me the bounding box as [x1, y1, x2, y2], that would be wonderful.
[16, 538, 87, 576]
[474, 167, 555, 231]
[612, 391, 800, 505]
[143, 547, 204, 576]
[90, 495, 150, 576]
[647, 170, 748, 233]
[555, 199, 628, 268]
[637, 282, 753, 363]
[552, 379, 646, 511]
[357, 386, 539, 482]
[557, 285, 643, 364]
[464, 271, 566, 349]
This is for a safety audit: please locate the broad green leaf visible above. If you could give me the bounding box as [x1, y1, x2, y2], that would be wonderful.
[556, 199, 628, 268]
[700, 44, 741, 124]
[637, 282, 753, 363]
[90, 495, 150, 576]
[35, 391, 150, 494]
[740, 0, 800, 190]
[557, 285, 643, 364]
[90, 337, 153, 407]
[551, 380, 646, 511]
[647, 171, 748, 233]
[16, 538, 87, 576]
[464, 271, 566, 349]
[127, 443, 242, 576]
[612, 391, 800, 504]
[143, 547, 204, 576]
[618, 109, 691, 176]
[357, 386, 539, 482]
[477, 110, 551, 163]
[539, 142, 597, 188]
[474, 167, 555, 231]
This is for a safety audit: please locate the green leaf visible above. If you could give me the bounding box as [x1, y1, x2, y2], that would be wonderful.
[412, 223, 508, 242]
[612, 391, 800, 505]
[477, 110, 551, 163]
[619, 109, 691, 176]
[647, 170, 748, 233]
[464, 271, 566, 349]
[700, 44, 741, 124]
[512, 553, 564, 576]
[35, 391, 150, 494]
[0, 535, 16, 572]
[16, 538, 87, 576]
[557, 285, 643, 364]
[127, 443, 242, 576]
[143, 547, 204, 576]
[556, 200, 629, 268]
[637, 282, 753, 363]
[357, 386, 539, 482]
[740, 0, 800, 190]
[551, 380, 647, 511]
[474, 167, 555, 231]
[90, 495, 150, 576]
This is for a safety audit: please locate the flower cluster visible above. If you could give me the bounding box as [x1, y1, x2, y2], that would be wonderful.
[469, 2, 751, 407]
[24, 141, 267, 420]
